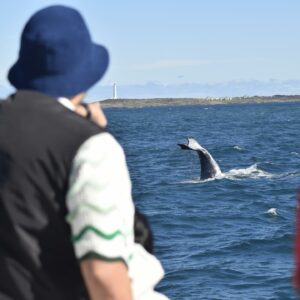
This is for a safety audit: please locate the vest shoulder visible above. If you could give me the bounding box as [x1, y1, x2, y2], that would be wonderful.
[1, 90, 105, 147]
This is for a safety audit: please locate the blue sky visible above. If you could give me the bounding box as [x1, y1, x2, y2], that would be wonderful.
[1, 0, 300, 99]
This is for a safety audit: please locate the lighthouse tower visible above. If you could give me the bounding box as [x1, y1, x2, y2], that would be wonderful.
[113, 83, 117, 99]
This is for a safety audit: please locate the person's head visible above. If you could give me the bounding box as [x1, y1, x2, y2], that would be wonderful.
[8, 5, 109, 98]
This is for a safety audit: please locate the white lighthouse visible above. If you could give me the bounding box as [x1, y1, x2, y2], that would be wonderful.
[113, 83, 117, 99]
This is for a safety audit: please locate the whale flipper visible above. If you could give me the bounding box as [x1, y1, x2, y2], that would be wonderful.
[178, 137, 222, 180]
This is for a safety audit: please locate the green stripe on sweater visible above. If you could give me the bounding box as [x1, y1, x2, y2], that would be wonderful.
[72, 225, 133, 242]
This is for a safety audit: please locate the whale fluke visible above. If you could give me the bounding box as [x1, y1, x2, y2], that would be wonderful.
[178, 144, 190, 150]
[178, 137, 222, 180]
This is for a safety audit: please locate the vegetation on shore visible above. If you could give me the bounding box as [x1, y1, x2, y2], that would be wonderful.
[100, 95, 300, 109]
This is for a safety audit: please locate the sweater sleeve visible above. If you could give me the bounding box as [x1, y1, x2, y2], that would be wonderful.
[66, 132, 135, 265]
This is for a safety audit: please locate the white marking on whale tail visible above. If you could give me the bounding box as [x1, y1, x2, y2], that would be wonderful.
[186, 137, 203, 151]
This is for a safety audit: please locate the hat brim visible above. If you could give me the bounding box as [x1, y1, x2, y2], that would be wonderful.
[8, 43, 109, 97]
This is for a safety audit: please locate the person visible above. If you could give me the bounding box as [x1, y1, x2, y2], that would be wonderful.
[0, 5, 168, 300]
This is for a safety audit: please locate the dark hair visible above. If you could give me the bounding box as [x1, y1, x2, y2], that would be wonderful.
[134, 209, 153, 254]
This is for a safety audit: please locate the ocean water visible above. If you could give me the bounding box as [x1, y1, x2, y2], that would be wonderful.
[105, 102, 300, 300]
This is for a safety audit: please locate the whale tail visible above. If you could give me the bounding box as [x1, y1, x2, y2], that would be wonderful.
[178, 137, 205, 151]
[178, 137, 202, 150]
[178, 137, 222, 180]
[177, 143, 190, 150]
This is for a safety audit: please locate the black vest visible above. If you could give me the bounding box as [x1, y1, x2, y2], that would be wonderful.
[0, 91, 104, 300]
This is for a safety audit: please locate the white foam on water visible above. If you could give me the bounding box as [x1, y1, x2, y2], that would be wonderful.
[179, 164, 274, 184]
[233, 145, 243, 151]
[179, 177, 220, 184]
[224, 164, 273, 180]
[180, 179, 202, 184]
[266, 208, 278, 216]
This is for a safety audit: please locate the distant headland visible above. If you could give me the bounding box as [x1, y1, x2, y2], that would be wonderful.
[100, 95, 300, 109]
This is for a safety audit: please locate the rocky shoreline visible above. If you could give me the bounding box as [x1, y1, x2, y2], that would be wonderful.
[99, 95, 300, 109]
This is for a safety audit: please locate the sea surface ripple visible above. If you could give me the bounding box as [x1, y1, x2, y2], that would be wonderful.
[105, 102, 300, 299]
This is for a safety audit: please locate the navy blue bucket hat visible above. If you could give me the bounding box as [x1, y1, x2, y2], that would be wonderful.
[8, 5, 109, 97]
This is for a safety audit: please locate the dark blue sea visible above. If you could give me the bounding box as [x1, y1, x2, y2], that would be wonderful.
[105, 102, 300, 300]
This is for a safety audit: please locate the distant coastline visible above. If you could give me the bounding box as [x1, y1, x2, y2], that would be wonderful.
[100, 95, 300, 109]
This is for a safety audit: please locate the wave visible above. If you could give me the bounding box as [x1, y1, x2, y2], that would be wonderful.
[179, 164, 274, 184]
[265, 208, 278, 216]
[272, 170, 300, 180]
[195, 232, 293, 256]
[224, 163, 274, 180]
[233, 145, 243, 151]
[180, 178, 214, 184]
